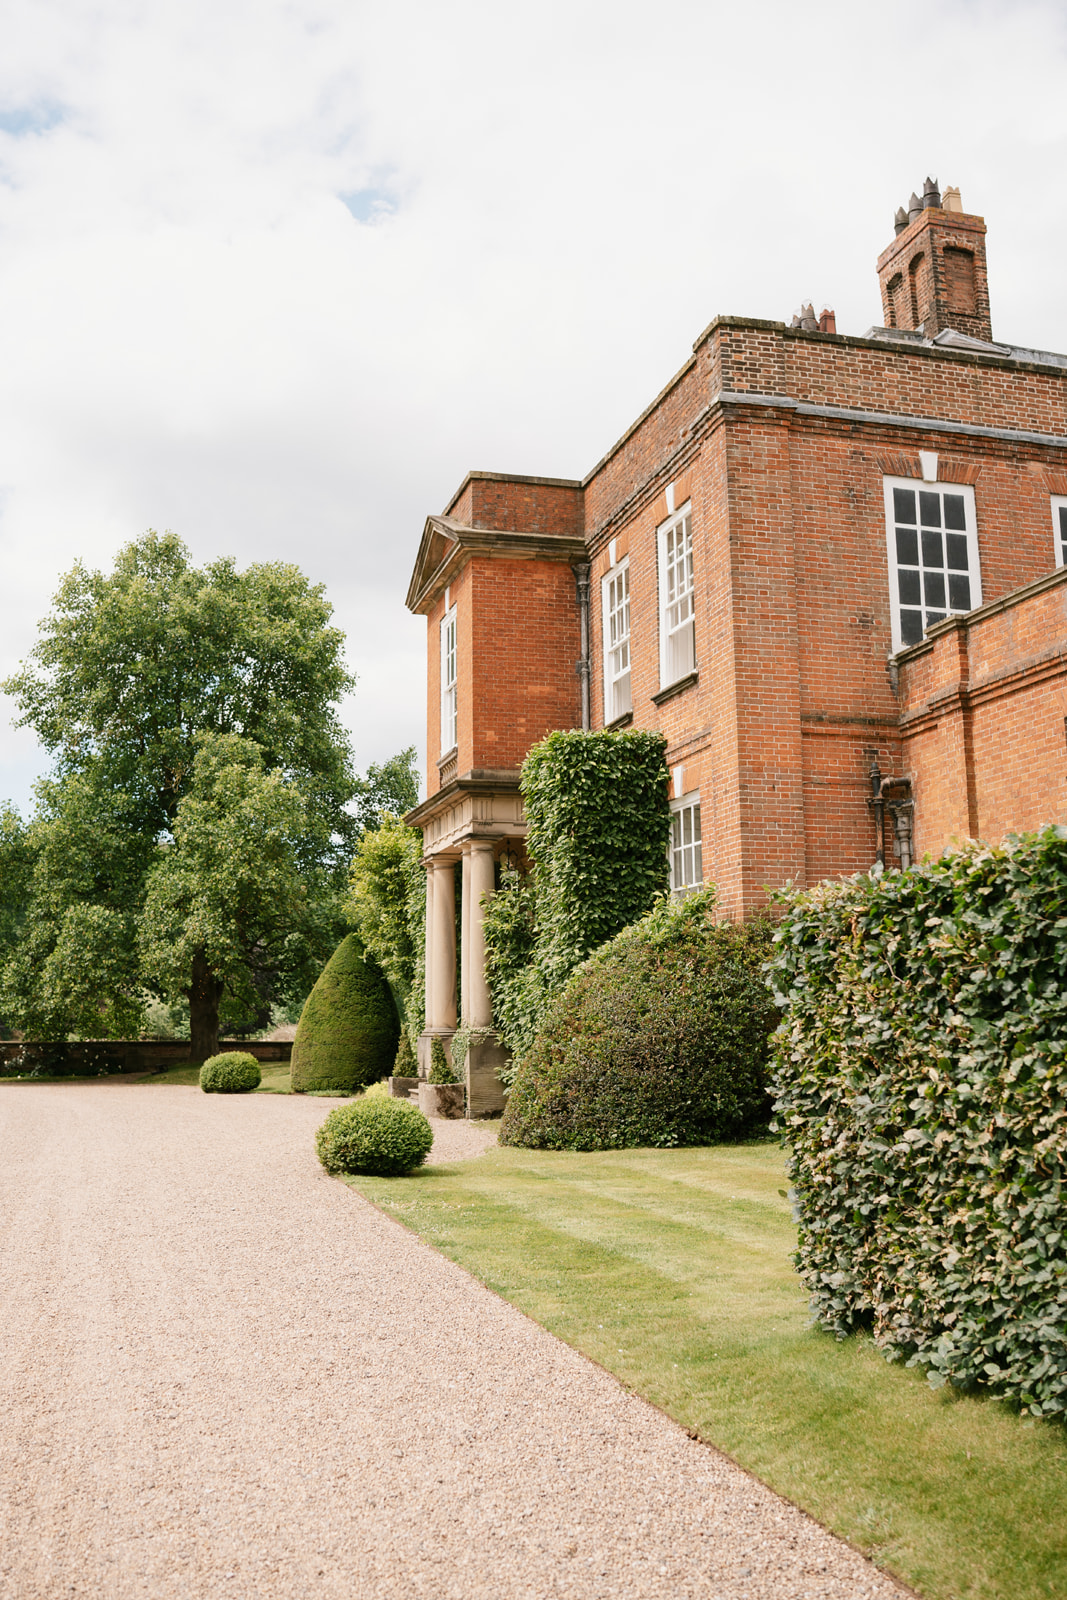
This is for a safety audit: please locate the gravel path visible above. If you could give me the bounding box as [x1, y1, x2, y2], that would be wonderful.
[0, 1083, 909, 1600]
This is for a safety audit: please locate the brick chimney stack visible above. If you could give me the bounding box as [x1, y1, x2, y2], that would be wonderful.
[876, 179, 992, 343]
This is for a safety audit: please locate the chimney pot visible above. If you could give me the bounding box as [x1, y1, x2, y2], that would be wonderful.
[894, 206, 909, 235]
[942, 185, 962, 213]
[799, 302, 818, 332]
[908, 191, 923, 223]
[818, 307, 836, 334]
[922, 176, 941, 209]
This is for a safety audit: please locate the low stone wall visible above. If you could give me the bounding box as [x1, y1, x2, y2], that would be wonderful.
[0, 1039, 293, 1077]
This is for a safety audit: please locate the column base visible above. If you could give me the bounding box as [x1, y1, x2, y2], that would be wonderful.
[417, 1029, 455, 1079]
[464, 1033, 511, 1118]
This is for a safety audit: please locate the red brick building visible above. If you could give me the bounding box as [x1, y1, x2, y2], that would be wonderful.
[405, 182, 1067, 1104]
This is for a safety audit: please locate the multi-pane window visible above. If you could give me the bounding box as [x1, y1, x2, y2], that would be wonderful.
[440, 605, 457, 753]
[883, 478, 981, 651]
[670, 794, 702, 894]
[1052, 497, 1067, 569]
[658, 505, 696, 686]
[602, 560, 632, 721]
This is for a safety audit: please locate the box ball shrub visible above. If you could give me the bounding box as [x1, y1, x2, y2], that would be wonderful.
[291, 933, 399, 1093]
[199, 1051, 262, 1093]
[501, 889, 777, 1150]
[316, 1096, 433, 1176]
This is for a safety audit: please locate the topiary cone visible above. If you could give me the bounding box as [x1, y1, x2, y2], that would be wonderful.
[290, 934, 400, 1094]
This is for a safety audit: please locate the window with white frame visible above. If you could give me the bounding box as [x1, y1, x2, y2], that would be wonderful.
[658, 504, 696, 686]
[602, 559, 632, 721]
[883, 478, 981, 651]
[670, 792, 702, 894]
[440, 604, 457, 753]
[1052, 497, 1067, 569]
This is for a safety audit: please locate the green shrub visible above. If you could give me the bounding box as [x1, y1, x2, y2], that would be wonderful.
[484, 729, 671, 1070]
[429, 1036, 459, 1084]
[392, 1030, 417, 1077]
[316, 1097, 433, 1175]
[291, 933, 399, 1093]
[199, 1050, 262, 1093]
[344, 816, 425, 1054]
[501, 889, 777, 1150]
[769, 827, 1067, 1416]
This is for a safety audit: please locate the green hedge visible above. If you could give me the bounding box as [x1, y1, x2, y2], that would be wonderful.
[501, 889, 777, 1150]
[769, 827, 1067, 1417]
[199, 1051, 261, 1093]
[291, 933, 399, 1093]
[485, 729, 670, 1071]
[316, 1097, 433, 1175]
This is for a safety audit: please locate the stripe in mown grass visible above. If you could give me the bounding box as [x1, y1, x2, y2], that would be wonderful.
[345, 1143, 1067, 1600]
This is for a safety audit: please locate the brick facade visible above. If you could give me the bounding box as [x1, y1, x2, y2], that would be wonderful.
[406, 189, 1067, 925]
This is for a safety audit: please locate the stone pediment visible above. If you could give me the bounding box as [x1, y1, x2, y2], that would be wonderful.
[405, 514, 587, 614]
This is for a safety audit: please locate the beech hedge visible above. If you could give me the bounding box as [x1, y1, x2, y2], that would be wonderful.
[769, 826, 1067, 1416]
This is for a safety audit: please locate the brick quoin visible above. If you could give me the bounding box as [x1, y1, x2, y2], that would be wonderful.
[407, 184, 1067, 918]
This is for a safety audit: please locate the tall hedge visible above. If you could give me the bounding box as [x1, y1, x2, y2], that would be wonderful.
[344, 817, 425, 1054]
[769, 827, 1067, 1417]
[291, 933, 399, 1093]
[502, 889, 776, 1150]
[484, 729, 670, 1069]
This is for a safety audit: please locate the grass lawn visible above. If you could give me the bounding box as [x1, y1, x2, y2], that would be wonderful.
[344, 1142, 1067, 1600]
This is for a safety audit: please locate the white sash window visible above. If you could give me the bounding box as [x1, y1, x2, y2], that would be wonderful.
[883, 478, 981, 651]
[440, 605, 457, 753]
[602, 559, 632, 721]
[658, 505, 695, 687]
[1052, 497, 1067, 569]
[670, 792, 702, 893]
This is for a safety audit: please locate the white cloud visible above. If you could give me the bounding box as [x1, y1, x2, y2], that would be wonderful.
[2, 0, 1066, 810]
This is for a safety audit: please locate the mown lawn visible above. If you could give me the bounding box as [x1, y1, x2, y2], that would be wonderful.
[345, 1142, 1067, 1600]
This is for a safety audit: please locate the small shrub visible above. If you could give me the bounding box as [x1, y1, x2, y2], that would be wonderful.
[316, 1097, 433, 1175]
[501, 888, 777, 1150]
[392, 1031, 417, 1076]
[199, 1051, 262, 1093]
[429, 1036, 459, 1084]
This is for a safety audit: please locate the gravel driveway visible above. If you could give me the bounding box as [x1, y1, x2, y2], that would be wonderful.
[0, 1083, 909, 1600]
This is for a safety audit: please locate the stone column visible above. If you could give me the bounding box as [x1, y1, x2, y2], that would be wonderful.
[460, 845, 472, 1024]
[467, 840, 496, 1029]
[429, 856, 457, 1030]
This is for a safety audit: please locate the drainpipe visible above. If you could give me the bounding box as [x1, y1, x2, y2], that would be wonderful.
[867, 754, 886, 870]
[574, 562, 591, 730]
[892, 802, 914, 872]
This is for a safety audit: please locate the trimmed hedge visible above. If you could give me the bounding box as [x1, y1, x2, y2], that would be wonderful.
[501, 889, 777, 1150]
[316, 1097, 433, 1175]
[199, 1051, 261, 1093]
[769, 827, 1067, 1416]
[291, 933, 399, 1093]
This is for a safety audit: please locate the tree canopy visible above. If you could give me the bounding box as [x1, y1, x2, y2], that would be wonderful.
[1, 531, 362, 1053]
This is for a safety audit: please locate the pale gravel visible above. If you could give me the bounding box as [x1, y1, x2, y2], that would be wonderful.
[0, 1083, 910, 1600]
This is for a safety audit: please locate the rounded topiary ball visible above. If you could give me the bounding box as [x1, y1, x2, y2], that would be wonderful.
[199, 1051, 262, 1093]
[316, 1097, 433, 1176]
[500, 888, 777, 1151]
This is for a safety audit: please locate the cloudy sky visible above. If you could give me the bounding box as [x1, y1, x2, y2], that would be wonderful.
[2, 0, 1065, 811]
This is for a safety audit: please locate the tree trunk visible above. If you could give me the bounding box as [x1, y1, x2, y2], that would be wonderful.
[189, 950, 224, 1062]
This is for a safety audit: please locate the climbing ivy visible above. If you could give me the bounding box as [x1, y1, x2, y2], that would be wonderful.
[769, 826, 1067, 1416]
[484, 729, 670, 1073]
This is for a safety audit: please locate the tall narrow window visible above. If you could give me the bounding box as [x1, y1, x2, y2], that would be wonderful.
[658, 504, 695, 687]
[883, 478, 981, 651]
[1052, 497, 1067, 569]
[670, 792, 702, 894]
[440, 605, 457, 753]
[602, 560, 631, 721]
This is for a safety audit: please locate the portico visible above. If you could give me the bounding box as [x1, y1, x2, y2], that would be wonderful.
[407, 771, 527, 1116]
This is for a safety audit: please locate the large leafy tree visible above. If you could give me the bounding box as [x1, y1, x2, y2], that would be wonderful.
[2, 531, 357, 1053]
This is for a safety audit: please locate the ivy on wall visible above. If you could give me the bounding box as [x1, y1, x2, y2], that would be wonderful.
[484, 729, 671, 1073]
[769, 826, 1067, 1416]
[344, 816, 426, 1053]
